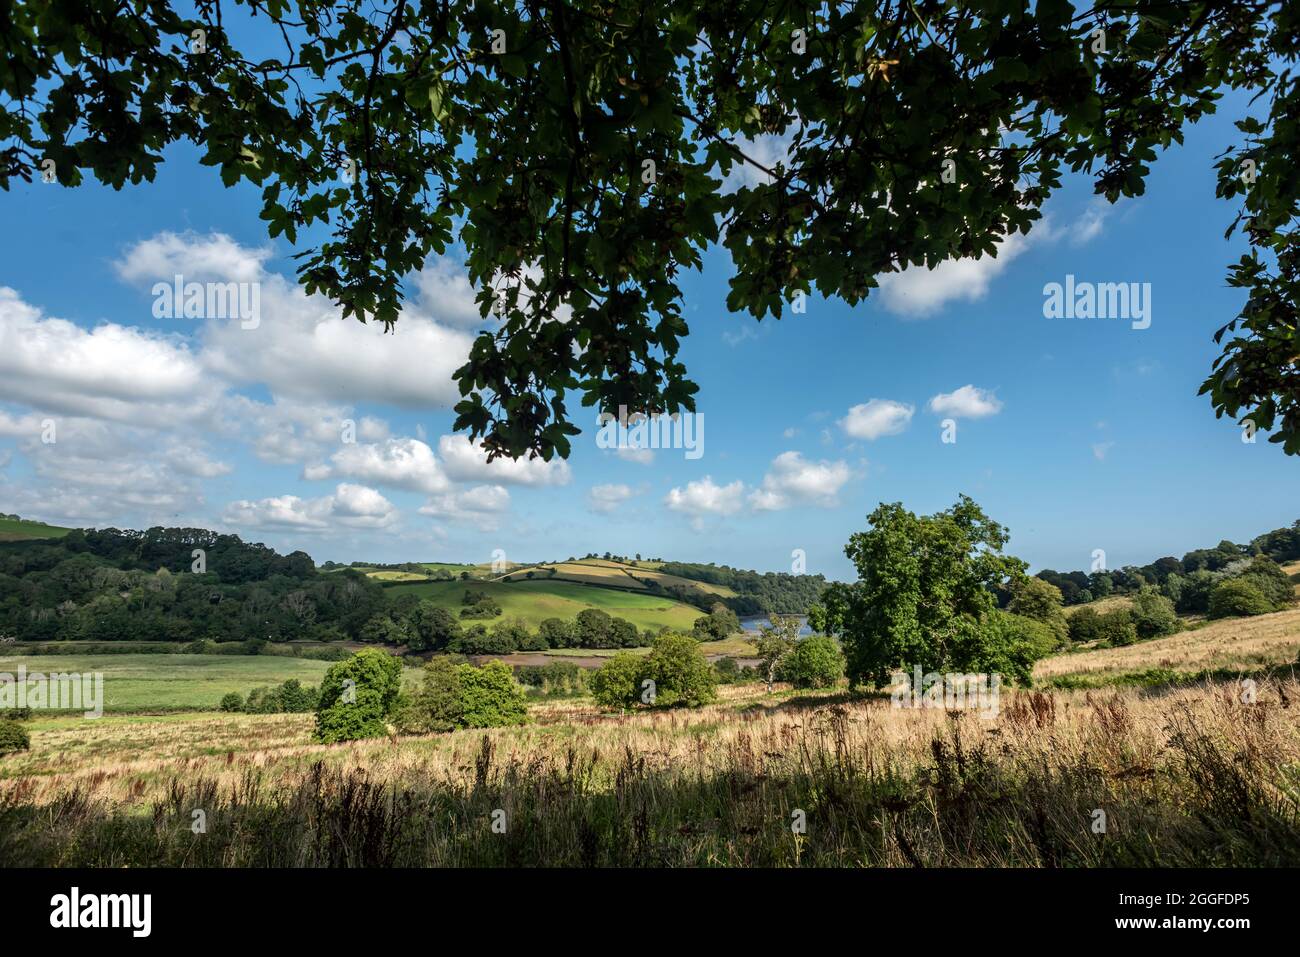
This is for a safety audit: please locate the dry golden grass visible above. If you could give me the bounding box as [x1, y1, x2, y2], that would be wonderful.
[1035, 606, 1300, 681]
[1282, 560, 1300, 596]
[4, 671, 1300, 866]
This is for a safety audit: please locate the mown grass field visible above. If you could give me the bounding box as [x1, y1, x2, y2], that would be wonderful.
[386, 577, 702, 631]
[0, 517, 71, 542]
[0, 654, 333, 713]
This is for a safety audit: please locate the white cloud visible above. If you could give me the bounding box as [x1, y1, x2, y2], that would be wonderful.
[0, 287, 212, 426]
[1092, 441, 1115, 461]
[223, 483, 397, 530]
[308, 437, 450, 495]
[200, 275, 474, 409]
[437, 434, 571, 487]
[876, 231, 1030, 316]
[588, 483, 636, 514]
[839, 399, 914, 440]
[418, 484, 511, 532]
[614, 446, 655, 465]
[664, 477, 744, 528]
[239, 398, 390, 465]
[114, 231, 271, 284]
[748, 451, 851, 511]
[1071, 202, 1110, 245]
[723, 133, 795, 191]
[419, 484, 510, 517]
[927, 385, 1004, 419]
[412, 258, 482, 327]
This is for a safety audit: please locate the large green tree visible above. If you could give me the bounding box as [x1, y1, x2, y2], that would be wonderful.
[4, 2, 1299, 456]
[819, 495, 1029, 687]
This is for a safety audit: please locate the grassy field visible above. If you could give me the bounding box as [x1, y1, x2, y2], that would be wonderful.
[0, 654, 333, 713]
[528, 634, 757, 659]
[0, 517, 71, 542]
[1284, 560, 1300, 596]
[497, 558, 737, 600]
[386, 578, 702, 631]
[3, 676, 1298, 866]
[1035, 606, 1300, 684]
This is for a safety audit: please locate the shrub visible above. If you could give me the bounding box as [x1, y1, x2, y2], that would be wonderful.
[1067, 606, 1102, 643]
[1237, 557, 1294, 609]
[537, 618, 575, 648]
[779, 634, 846, 688]
[459, 660, 529, 728]
[692, 603, 742, 641]
[448, 622, 516, 655]
[396, 657, 464, 733]
[1175, 569, 1218, 615]
[313, 648, 403, 743]
[459, 597, 502, 620]
[1008, 577, 1069, 646]
[515, 662, 585, 696]
[713, 656, 740, 683]
[277, 679, 318, 712]
[590, 653, 645, 710]
[644, 632, 717, 707]
[0, 719, 30, 756]
[974, 611, 1058, 685]
[575, 608, 614, 648]
[219, 692, 244, 712]
[1208, 578, 1274, 619]
[1130, 588, 1180, 639]
[1097, 607, 1138, 646]
[396, 658, 527, 732]
[244, 687, 283, 713]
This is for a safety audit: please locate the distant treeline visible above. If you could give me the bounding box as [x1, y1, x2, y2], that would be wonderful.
[1036, 520, 1300, 606]
[319, 560, 465, 580]
[654, 562, 827, 615]
[0, 527, 752, 650]
[0, 527, 385, 643]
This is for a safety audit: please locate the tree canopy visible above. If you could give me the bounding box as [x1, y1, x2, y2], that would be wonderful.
[819, 495, 1032, 687]
[4, 1, 1298, 456]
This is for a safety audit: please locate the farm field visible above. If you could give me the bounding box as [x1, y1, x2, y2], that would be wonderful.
[497, 558, 737, 601]
[0, 517, 70, 542]
[386, 577, 702, 631]
[0, 654, 333, 713]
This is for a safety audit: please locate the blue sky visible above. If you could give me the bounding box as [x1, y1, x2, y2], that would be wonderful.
[1, 87, 1295, 581]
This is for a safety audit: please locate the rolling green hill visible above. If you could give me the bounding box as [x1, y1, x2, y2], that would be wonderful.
[0, 516, 71, 542]
[496, 558, 736, 602]
[385, 577, 701, 632]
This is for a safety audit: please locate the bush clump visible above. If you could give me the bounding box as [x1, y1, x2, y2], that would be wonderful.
[1208, 578, 1275, 618]
[313, 648, 404, 743]
[0, 719, 30, 756]
[778, 634, 846, 689]
[396, 659, 528, 733]
[591, 632, 717, 710]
